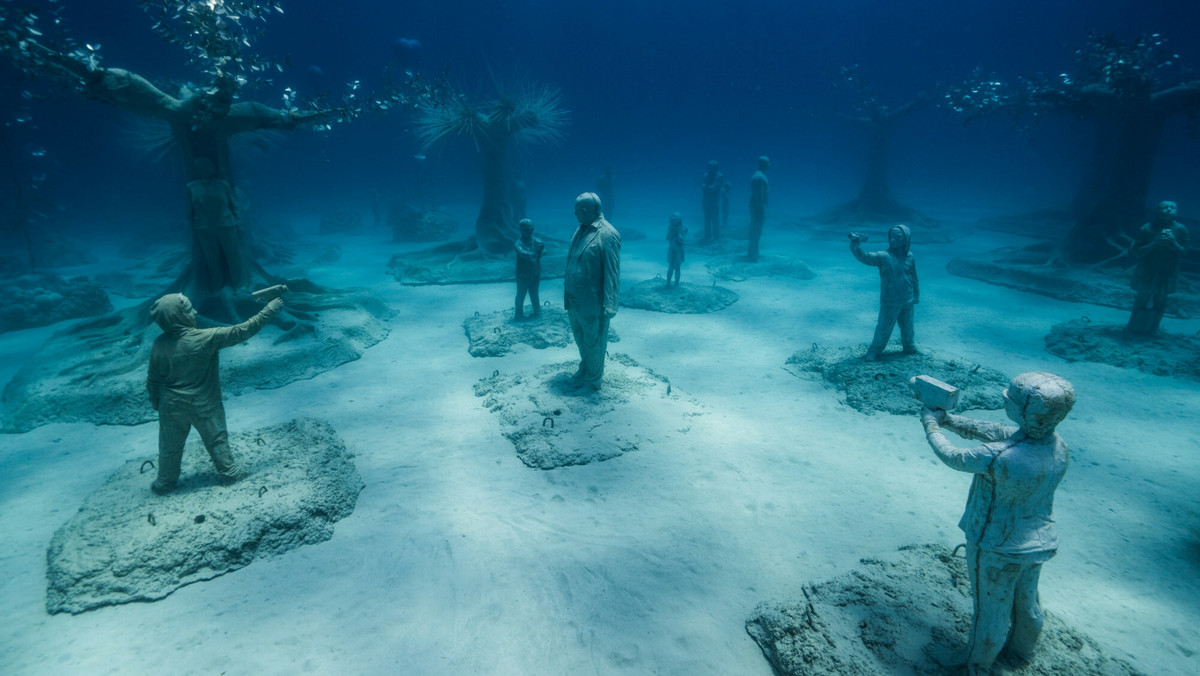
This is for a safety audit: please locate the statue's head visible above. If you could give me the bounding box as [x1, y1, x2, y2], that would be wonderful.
[150, 293, 197, 334]
[669, 211, 683, 227]
[519, 218, 535, 236]
[757, 155, 770, 171]
[575, 193, 602, 224]
[1003, 372, 1075, 439]
[1157, 201, 1178, 219]
[707, 160, 719, 174]
[887, 224, 911, 254]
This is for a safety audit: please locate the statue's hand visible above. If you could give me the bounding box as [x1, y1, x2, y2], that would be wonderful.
[848, 232, 867, 243]
[266, 298, 285, 314]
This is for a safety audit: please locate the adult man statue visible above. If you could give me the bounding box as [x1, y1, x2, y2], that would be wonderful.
[187, 157, 244, 290]
[1127, 200, 1190, 334]
[850, 225, 919, 360]
[748, 156, 770, 261]
[919, 372, 1076, 675]
[146, 289, 284, 494]
[514, 218, 545, 320]
[564, 193, 620, 390]
[701, 160, 727, 241]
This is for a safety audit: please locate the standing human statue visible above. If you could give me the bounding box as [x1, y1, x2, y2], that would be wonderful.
[564, 192, 621, 390]
[701, 160, 727, 241]
[919, 372, 1076, 675]
[187, 157, 244, 290]
[596, 165, 616, 219]
[666, 211, 687, 287]
[1127, 200, 1190, 334]
[145, 288, 286, 494]
[849, 225, 919, 360]
[748, 155, 770, 261]
[514, 218, 545, 320]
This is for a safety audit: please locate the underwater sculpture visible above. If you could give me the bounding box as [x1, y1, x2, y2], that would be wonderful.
[948, 34, 1200, 266]
[514, 218, 545, 320]
[1127, 200, 1190, 334]
[564, 193, 620, 390]
[413, 80, 567, 256]
[849, 226, 919, 360]
[917, 372, 1076, 674]
[187, 158, 244, 291]
[748, 156, 770, 261]
[146, 289, 284, 495]
[701, 160, 729, 241]
[666, 211, 687, 287]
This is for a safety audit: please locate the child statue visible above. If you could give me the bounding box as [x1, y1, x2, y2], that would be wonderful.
[514, 218, 545, 320]
[1127, 200, 1190, 334]
[145, 289, 285, 494]
[919, 371, 1075, 674]
[666, 211, 686, 287]
[849, 225, 918, 360]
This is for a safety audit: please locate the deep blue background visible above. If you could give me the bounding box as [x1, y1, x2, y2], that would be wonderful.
[4, 0, 1200, 241]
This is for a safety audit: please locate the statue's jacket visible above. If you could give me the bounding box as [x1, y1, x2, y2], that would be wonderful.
[564, 217, 621, 317]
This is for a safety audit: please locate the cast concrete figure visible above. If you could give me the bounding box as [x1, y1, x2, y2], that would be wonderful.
[146, 291, 284, 494]
[1127, 200, 1190, 334]
[187, 158, 244, 290]
[748, 156, 770, 261]
[850, 225, 919, 360]
[564, 193, 621, 390]
[514, 218, 545, 320]
[701, 160, 729, 241]
[919, 372, 1075, 675]
[666, 211, 686, 287]
[596, 166, 616, 219]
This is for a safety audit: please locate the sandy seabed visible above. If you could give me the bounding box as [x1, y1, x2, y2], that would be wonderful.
[1, 204, 1198, 675]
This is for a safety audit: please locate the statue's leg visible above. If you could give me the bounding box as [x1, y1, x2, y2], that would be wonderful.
[1126, 291, 1155, 333]
[194, 230, 224, 291]
[581, 315, 610, 390]
[515, 279, 528, 319]
[1001, 561, 1045, 666]
[866, 305, 901, 359]
[193, 402, 242, 482]
[215, 226, 243, 289]
[568, 310, 588, 382]
[747, 213, 763, 261]
[529, 279, 541, 316]
[1148, 293, 1168, 333]
[899, 302, 917, 352]
[964, 544, 1022, 674]
[153, 403, 191, 494]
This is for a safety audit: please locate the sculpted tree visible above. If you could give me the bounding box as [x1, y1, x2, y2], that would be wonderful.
[1, 0, 442, 324]
[947, 34, 1200, 265]
[413, 81, 566, 256]
[0, 0, 443, 431]
[817, 65, 934, 227]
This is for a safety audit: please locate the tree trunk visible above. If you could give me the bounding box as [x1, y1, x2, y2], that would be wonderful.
[475, 131, 517, 255]
[1064, 110, 1164, 263]
[856, 122, 898, 213]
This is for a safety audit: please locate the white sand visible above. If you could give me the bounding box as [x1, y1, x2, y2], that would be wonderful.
[2, 209, 1198, 675]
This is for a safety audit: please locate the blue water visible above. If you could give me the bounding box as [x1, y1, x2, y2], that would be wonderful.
[3, 0, 1200, 239]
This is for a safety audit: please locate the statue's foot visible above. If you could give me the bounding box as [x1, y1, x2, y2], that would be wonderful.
[863, 351, 879, 362]
[150, 480, 176, 496]
[902, 346, 922, 356]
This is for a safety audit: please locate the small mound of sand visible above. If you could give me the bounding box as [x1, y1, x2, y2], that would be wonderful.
[705, 254, 815, 282]
[387, 242, 568, 285]
[785, 345, 1007, 415]
[45, 418, 363, 614]
[0, 273, 113, 333]
[473, 354, 704, 469]
[620, 279, 738, 313]
[463, 306, 621, 357]
[747, 544, 1145, 676]
[1045, 319, 1200, 380]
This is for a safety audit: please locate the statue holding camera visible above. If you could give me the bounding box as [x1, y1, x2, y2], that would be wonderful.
[915, 372, 1076, 674]
[1127, 200, 1189, 334]
[849, 226, 918, 360]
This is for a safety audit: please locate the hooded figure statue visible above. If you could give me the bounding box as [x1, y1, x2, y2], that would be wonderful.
[849, 224, 919, 360]
[145, 291, 283, 494]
